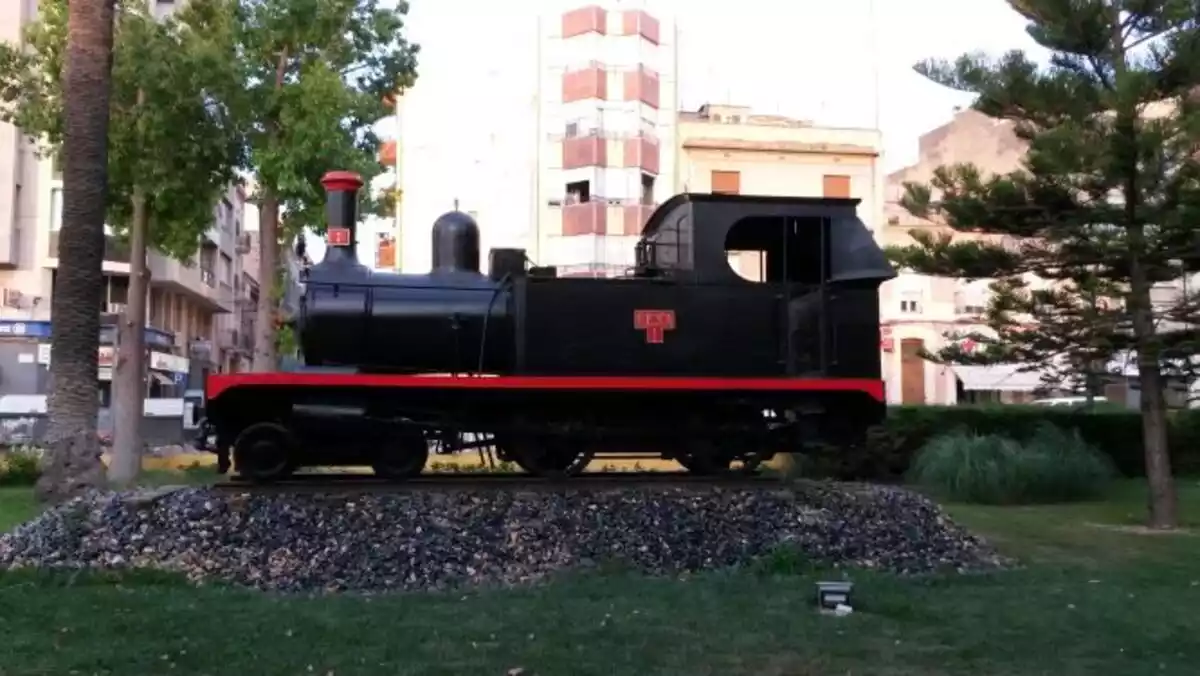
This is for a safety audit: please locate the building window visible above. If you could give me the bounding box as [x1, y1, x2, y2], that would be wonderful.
[565, 122, 579, 138]
[640, 173, 655, 205]
[220, 253, 233, 285]
[823, 174, 851, 198]
[711, 170, 740, 194]
[900, 299, 921, 313]
[565, 180, 590, 204]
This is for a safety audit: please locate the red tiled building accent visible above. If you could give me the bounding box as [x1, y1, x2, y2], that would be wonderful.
[620, 10, 659, 44]
[562, 6, 606, 38]
[562, 202, 607, 235]
[622, 204, 655, 235]
[562, 63, 608, 103]
[562, 136, 607, 170]
[622, 136, 659, 174]
[622, 66, 659, 108]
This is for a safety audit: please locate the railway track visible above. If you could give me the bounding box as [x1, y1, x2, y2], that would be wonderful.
[213, 470, 789, 493]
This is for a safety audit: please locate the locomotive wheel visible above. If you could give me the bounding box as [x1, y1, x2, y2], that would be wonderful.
[372, 426, 430, 481]
[507, 436, 594, 478]
[677, 441, 769, 476]
[677, 454, 727, 476]
[233, 422, 296, 483]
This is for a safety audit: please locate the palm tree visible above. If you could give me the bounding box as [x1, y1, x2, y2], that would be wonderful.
[34, 0, 117, 503]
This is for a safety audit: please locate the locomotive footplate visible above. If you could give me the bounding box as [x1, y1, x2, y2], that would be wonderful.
[201, 373, 887, 482]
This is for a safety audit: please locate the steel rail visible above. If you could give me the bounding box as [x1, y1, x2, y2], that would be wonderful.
[212, 471, 791, 493]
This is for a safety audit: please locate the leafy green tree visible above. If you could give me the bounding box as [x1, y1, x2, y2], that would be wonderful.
[887, 0, 1200, 528]
[0, 0, 244, 487]
[232, 0, 418, 370]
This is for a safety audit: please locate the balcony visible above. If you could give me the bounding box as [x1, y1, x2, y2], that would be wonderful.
[562, 63, 608, 103]
[47, 231, 130, 264]
[622, 204, 656, 235]
[562, 136, 607, 169]
[620, 9, 660, 44]
[562, 201, 608, 235]
[622, 135, 660, 175]
[562, 6, 606, 38]
[148, 256, 232, 312]
[622, 66, 660, 109]
[235, 232, 252, 255]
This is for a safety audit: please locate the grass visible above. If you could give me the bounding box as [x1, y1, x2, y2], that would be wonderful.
[0, 476, 1198, 675]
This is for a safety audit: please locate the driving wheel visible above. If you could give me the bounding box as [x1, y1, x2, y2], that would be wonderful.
[372, 425, 430, 481]
[233, 422, 296, 483]
[505, 435, 594, 478]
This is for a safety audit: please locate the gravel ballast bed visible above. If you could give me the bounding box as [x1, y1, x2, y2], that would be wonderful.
[0, 483, 1008, 592]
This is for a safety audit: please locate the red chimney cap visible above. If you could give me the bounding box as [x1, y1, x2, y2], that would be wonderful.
[321, 170, 364, 193]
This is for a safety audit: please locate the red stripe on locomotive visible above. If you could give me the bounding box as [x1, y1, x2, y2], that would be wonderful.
[206, 372, 885, 402]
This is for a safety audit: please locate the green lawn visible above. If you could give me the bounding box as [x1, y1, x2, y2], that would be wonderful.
[1, 478, 1198, 675]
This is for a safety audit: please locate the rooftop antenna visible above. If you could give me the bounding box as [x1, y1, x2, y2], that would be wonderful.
[453, 197, 460, 210]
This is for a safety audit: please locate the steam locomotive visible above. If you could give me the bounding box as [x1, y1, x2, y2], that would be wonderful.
[201, 170, 894, 481]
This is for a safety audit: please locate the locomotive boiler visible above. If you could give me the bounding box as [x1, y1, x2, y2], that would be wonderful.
[202, 170, 895, 481]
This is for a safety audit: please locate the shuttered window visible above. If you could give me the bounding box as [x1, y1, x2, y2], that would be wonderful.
[822, 174, 851, 198]
[711, 170, 740, 194]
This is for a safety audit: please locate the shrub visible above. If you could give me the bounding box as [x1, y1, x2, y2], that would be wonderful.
[1018, 423, 1118, 501]
[0, 445, 43, 487]
[798, 406, 1200, 482]
[907, 424, 1116, 504]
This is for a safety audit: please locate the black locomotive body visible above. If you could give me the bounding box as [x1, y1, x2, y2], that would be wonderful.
[203, 170, 894, 480]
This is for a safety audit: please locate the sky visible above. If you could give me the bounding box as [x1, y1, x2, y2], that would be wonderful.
[293, 0, 1049, 263]
[376, 0, 1047, 171]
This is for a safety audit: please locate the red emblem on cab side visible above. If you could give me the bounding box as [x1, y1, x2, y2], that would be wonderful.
[326, 227, 351, 246]
[633, 309, 675, 344]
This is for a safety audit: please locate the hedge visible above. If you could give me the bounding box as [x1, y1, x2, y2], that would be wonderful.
[801, 405, 1200, 481]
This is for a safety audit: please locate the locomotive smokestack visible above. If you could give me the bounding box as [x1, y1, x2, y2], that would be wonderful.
[319, 170, 364, 266]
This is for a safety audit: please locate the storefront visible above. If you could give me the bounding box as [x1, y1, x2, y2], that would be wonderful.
[148, 351, 190, 396]
[0, 319, 183, 400]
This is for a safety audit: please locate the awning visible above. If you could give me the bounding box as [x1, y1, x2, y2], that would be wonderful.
[149, 371, 175, 386]
[951, 364, 1044, 392]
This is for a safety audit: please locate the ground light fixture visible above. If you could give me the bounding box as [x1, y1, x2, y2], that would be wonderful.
[816, 580, 854, 614]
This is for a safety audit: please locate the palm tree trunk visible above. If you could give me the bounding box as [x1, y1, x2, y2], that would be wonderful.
[36, 0, 117, 503]
[252, 193, 279, 371]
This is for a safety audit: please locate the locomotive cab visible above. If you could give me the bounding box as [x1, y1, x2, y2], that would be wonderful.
[520, 194, 895, 381]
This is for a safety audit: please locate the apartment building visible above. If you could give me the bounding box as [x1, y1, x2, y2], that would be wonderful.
[538, 3, 679, 277]
[674, 103, 884, 280]
[386, 2, 678, 277]
[0, 0, 255, 400]
[882, 108, 1198, 406]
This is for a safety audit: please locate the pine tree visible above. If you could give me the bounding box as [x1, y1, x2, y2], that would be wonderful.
[887, 0, 1200, 528]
